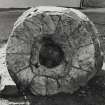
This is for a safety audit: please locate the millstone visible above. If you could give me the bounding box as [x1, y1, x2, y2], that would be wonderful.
[6, 6, 102, 95]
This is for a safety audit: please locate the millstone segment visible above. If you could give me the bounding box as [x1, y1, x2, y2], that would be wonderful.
[6, 6, 102, 95]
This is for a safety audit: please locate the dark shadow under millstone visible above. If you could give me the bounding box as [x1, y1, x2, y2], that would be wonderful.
[39, 37, 64, 68]
[1, 73, 105, 105]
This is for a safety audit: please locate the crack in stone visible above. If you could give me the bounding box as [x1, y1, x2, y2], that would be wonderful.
[6, 52, 30, 55]
[37, 74, 61, 88]
[30, 63, 40, 74]
[77, 42, 94, 49]
[30, 84, 39, 95]
[30, 63, 40, 69]
[16, 65, 30, 74]
[71, 65, 92, 73]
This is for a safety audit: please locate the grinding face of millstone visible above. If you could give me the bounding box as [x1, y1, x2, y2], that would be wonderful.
[6, 6, 102, 95]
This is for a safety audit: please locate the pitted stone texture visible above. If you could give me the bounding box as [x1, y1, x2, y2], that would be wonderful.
[6, 6, 102, 95]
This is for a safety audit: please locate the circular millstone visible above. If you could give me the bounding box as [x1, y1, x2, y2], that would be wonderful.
[6, 6, 103, 96]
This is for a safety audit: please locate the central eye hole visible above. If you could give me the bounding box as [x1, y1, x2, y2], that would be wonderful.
[39, 38, 64, 68]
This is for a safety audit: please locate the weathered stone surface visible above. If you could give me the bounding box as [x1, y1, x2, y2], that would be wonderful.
[81, 8, 105, 62]
[30, 76, 47, 95]
[6, 6, 102, 95]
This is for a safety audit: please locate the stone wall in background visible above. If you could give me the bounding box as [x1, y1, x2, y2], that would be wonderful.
[0, 10, 23, 43]
[83, 0, 105, 7]
[0, 0, 81, 8]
